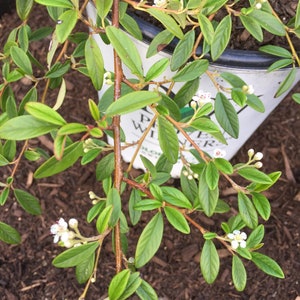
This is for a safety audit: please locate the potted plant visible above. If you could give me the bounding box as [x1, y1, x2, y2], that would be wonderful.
[0, 0, 299, 299]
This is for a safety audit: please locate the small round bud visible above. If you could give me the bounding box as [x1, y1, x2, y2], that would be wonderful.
[190, 101, 197, 109]
[255, 3, 262, 9]
[89, 191, 96, 199]
[182, 170, 189, 177]
[248, 149, 255, 158]
[69, 218, 78, 228]
[193, 173, 199, 179]
[188, 175, 193, 180]
[254, 152, 263, 160]
[255, 162, 263, 169]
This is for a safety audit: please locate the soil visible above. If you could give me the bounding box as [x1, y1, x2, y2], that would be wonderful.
[0, 2, 300, 300]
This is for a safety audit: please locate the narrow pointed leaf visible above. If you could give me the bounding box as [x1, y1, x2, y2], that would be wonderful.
[251, 192, 271, 220]
[246, 224, 264, 249]
[275, 68, 297, 97]
[237, 167, 273, 184]
[119, 272, 142, 300]
[172, 59, 208, 82]
[164, 206, 190, 234]
[35, 0, 74, 8]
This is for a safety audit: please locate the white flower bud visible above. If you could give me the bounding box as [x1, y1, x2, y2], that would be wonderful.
[248, 148, 255, 158]
[182, 170, 189, 177]
[188, 174, 193, 180]
[69, 218, 78, 228]
[255, 3, 262, 9]
[255, 162, 263, 169]
[254, 152, 263, 161]
[89, 191, 96, 199]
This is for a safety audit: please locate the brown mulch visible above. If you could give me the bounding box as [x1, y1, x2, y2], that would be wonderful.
[0, 2, 300, 300]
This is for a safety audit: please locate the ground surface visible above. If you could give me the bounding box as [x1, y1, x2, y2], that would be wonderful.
[0, 2, 300, 300]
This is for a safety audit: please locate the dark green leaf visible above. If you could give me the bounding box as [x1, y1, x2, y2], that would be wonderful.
[120, 13, 143, 41]
[246, 224, 264, 249]
[75, 252, 95, 284]
[0, 222, 21, 244]
[238, 167, 273, 184]
[135, 212, 164, 268]
[205, 161, 219, 190]
[240, 14, 263, 42]
[10, 46, 32, 75]
[119, 272, 142, 300]
[87, 201, 105, 223]
[134, 199, 162, 211]
[259, 45, 292, 58]
[275, 68, 297, 97]
[136, 279, 158, 300]
[238, 192, 258, 229]
[251, 252, 284, 278]
[174, 78, 199, 108]
[172, 59, 208, 82]
[161, 186, 193, 209]
[14, 189, 41, 215]
[55, 9, 78, 43]
[45, 61, 70, 78]
[96, 152, 115, 180]
[0, 188, 10, 206]
[129, 189, 142, 226]
[200, 240, 220, 284]
[106, 188, 121, 227]
[164, 206, 190, 234]
[16, 0, 34, 20]
[146, 29, 174, 58]
[251, 192, 271, 220]
[246, 94, 265, 113]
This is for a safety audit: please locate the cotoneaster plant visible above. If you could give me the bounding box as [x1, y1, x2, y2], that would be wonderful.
[0, 0, 299, 299]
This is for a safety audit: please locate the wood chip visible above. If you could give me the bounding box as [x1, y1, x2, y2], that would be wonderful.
[281, 144, 296, 184]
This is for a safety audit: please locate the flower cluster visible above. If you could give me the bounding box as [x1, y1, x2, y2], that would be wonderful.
[50, 218, 82, 248]
[104, 71, 113, 85]
[182, 168, 199, 180]
[83, 138, 103, 153]
[227, 230, 247, 249]
[248, 148, 264, 168]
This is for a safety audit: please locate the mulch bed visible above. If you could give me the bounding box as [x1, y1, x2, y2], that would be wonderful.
[0, 2, 300, 300]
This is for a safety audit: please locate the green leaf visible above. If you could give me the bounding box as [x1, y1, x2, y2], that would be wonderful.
[246, 224, 264, 249]
[106, 26, 143, 78]
[215, 92, 239, 138]
[161, 186, 192, 209]
[18, 25, 29, 51]
[198, 171, 219, 216]
[25, 102, 66, 126]
[106, 91, 161, 117]
[45, 61, 70, 78]
[214, 158, 233, 174]
[95, 0, 113, 19]
[190, 117, 221, 133]
[120, 13, 143, 41]
[145, 58, 169, 82]
[174, 78, 199, 108]
[106, 188, 121, 227]
[87, 201, 105, 223]
[58, 123, 87, 135]
[55, 9, 78, 43]
[251, 252, 284, 278]
[136, 279, 158, 300]
[251, 192, 271, 220]
[164, 206, 190, 234]
[135, 212, 164, 268]
[134, 200, 162, 211]
[296, 1, 300, 28]
[220, 72, 246, 88]
[35, 0, 74, 8]
[119, 272, 142, 300]
[247, 171, 281, 192]
[180, 169, 198, 205]
[170, 30, 195, 71]
[198, 13, 214, 45]
[259, 45, 292, 59]
[17, 0, 34, 20]
[147, 8, 183, 39]
[238, 192, 258, 229]
[172, 59, 209, 82]
[129, 189, 142, 226]
[232, 255, 247, 291]
[157, 115, 179, 164]
[88, 98, 100, 121]
[292, 93, 300, 104]
[267, 58, 294, 72]
[0, 188, 10, 205]
[96, 205, 113, 233]
[96, 152, 115, 180]
[231, 88, 247, 107]
[75, 252, 95, 284]
[0, 154, 10, 166]
[0, 115, 58, 140]
[246, 94, 265, 113]
[0, 222, 21, 244]
[200, 240, 220, 284]
[146, 29, 174, 58]
[85, 36, 104, 90]
[275, 68, 297, 97]
[10, 46, 32, 75]
[237, 167, 273, 184]
[240, 14, 263, 42]
[205, 161, 219, 190]
[14, 189, 41, 215]
[34, 141, 83, 178]
[211, 15, 232, 61]
[250, 10, 286, 36]
[52, 242, 99, 268]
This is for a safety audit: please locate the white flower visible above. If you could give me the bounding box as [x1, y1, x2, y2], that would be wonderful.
[50, 218, 68, 243]
[227, 230, 247, 249]
[213, 148, 226, 158]
[192, 90, 212, 106]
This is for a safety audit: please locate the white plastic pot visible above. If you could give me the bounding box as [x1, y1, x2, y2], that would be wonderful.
[87, 3, 300, 177]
